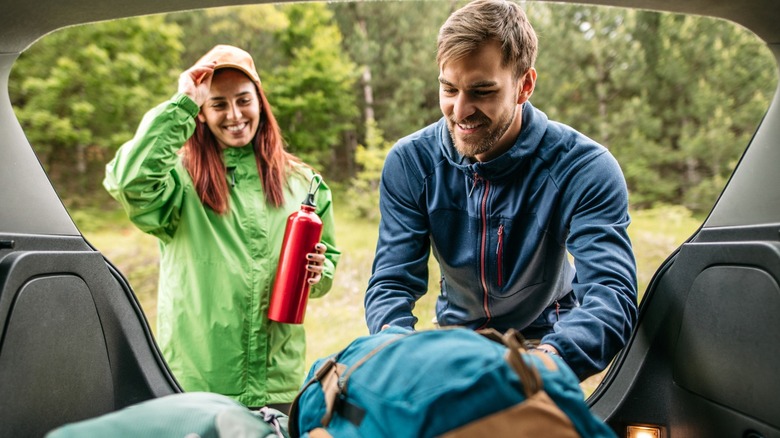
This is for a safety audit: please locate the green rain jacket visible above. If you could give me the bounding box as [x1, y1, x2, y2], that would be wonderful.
[104, 93, 340, 407]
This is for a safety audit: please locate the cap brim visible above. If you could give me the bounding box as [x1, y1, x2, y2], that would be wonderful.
[214, 63, 262, 89]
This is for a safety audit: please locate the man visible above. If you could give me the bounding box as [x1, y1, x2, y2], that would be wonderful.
[364, 0, 637, 380]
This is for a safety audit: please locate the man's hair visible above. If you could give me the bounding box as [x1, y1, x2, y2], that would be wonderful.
[437, 0, 538, 78]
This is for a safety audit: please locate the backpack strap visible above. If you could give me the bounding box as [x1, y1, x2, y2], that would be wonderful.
[340, 334, 407, 392]
[327, 334, 410, 427]
[444, 329, 580, 438]
[292, 328, 550, 437]
[317, 358, 349, 426]
[288, 356, 338, 438]
[477, 328, 543, 398]
[290, 333, 411, 437]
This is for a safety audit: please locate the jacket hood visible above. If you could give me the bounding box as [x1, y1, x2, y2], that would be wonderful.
[438, 101, 549, 181]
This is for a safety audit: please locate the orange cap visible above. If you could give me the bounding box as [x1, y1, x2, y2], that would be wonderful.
[194, 44, 262, 90]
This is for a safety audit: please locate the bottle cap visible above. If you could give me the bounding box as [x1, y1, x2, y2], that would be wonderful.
[302, 174, 322, 207]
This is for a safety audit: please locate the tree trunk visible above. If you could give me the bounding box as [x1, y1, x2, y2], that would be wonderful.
[362, 65, 375, 124]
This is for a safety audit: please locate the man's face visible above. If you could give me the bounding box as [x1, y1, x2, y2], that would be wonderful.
[439, 40, 534, 162]
[198, 69, 261, 149]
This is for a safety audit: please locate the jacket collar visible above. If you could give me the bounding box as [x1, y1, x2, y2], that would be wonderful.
[222, 143, 255, 168]
[439, 101, 548, 180]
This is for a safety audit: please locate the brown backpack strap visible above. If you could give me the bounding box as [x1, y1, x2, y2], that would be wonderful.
[294, 329, 550, 437]
[288, 356, 338, 437]
[444, 329, 581, 437]
[318, 360, 348, 426]
[291, 332, 416, 437]
[477, 328, 543, 398]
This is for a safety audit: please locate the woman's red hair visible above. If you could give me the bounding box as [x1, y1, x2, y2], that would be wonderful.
[181, 76, 300, 214]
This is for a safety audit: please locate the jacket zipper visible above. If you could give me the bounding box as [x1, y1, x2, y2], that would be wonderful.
[496, 224, 504, 287]
[227, 166, 237, 187]
[475, 174, 492, 329]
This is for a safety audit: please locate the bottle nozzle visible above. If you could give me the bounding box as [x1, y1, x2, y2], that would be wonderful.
[302, 174, 323, 207]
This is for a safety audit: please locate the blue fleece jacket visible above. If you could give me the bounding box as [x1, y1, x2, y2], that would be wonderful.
[364, 101, 637, 379]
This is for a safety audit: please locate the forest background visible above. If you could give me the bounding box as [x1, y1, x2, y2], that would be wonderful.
[8, 0, 779, 390]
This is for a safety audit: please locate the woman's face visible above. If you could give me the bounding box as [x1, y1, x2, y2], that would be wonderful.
[197, 69, 261, 149]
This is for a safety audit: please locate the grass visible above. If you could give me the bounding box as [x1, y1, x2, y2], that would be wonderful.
[78, 200, 700, 397]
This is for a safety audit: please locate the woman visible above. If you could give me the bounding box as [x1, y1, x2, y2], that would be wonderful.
[104, 45, 340, 412]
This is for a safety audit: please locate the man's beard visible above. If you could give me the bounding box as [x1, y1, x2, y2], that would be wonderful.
[447, 105, 515, 159]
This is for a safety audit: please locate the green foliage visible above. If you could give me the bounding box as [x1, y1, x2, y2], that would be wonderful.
[168, 4, 359, 173]
[529, 5, 776, 212]
[166, 5, 289, 71]
[264, 3, 360, 171]
[7, 3, 778, 213]
[330, 1, 451, 143]
[10, 15, 182, 205]
[347, 120, 393, 220]
[12, 17, 182, 148]
[633, 14, 776, 212]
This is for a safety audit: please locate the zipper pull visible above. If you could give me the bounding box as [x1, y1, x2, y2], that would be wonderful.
[227, 166, 236, 187]
[496, 224, 504, 255]
[468, 173, 480, 198]
[496, 224, 504, 287]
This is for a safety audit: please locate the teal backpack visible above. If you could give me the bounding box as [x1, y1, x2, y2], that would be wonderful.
[290, 327, 617, 438]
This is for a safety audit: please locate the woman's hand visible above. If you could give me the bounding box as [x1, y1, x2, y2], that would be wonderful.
[305, 243, 328, 285]
[178, 61, 217, 107]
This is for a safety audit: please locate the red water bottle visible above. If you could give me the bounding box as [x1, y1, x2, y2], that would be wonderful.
[268, 175, 324, 324]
